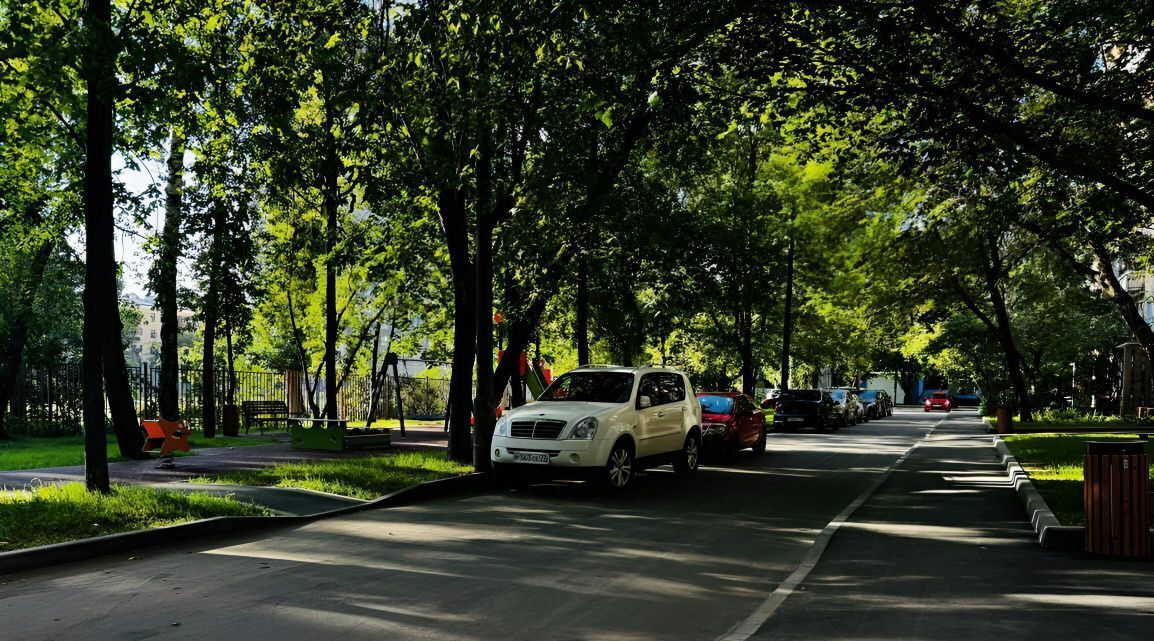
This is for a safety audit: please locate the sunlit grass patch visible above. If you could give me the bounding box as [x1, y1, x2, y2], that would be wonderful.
[191, 451, 472, 500]
[0, 483, 269, 552]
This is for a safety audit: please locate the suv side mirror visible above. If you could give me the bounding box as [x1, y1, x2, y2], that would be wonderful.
[638, 395, 652, 409]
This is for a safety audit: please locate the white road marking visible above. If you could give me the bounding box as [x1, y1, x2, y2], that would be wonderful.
[717, 414, 948, 641]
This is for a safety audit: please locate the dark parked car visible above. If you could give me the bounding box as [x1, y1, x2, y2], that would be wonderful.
[953, 392, 981, 408]
[771, 389, 839, 432]
[830, 388, 865, 425]
[857, 389, 893, 419]
[698, 392, 767, 457]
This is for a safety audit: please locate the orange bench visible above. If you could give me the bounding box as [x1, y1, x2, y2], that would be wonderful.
[141, 419, 191, 457]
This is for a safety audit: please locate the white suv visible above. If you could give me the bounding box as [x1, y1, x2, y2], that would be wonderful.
[490, 366, 702, 489]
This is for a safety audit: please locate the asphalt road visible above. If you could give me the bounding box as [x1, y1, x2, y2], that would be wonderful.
[3, 409, 1149, 640]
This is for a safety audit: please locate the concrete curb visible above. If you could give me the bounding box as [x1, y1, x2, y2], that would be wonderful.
[0, 473, 485, 577]
[993, 438, 1084, 550]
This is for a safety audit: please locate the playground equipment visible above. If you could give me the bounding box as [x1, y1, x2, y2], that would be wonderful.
[289, 417, 392, 451]
[525, 357, 553, 399]
[141, 419, 190, 469]
[497, 351, 553, 400]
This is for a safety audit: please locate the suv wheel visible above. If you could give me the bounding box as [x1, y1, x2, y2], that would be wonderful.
[605, 442, 634, 489]
[674, 433, 700, 474]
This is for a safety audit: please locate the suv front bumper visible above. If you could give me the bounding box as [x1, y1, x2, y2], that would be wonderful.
[490, 435, 610, 470]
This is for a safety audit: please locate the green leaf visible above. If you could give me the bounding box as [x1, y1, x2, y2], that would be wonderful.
[598, 108, 613, 129]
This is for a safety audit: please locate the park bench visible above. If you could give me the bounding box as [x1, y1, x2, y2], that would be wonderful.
[241, 400, 290, 434]
[141, 419, 190, 469]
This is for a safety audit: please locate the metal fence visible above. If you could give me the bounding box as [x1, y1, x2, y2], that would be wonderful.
[130, 364, 288, 432]
[4, 363, 453, 435]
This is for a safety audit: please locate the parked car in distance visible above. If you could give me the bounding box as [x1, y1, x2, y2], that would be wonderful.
[761, 389, 783, 410]
[697, 392, 767, 457]
[771, 389, 839, 431]
[491, 365, 702, 489]
[858, 389, 893, 419]
[952, 392, 981, 408]
[923, 391, 953, 412]
[829, 388, 865, 425]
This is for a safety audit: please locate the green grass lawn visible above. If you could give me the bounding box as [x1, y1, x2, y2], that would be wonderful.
[0, 434, 281, 472]
[1002, 433, 1152, 526]
[0, 483, 270, 552]
[192, 451, 472, 499]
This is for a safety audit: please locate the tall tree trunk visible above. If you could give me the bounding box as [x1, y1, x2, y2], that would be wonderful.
[739, 309, 755, 396]
[323, 161, 339, 421]
[1089, 242, 1154, 368]
[225, 315, 236, 405]
[0, 236, 54, 440]
[201, 207, 224, 438]
[984, 237, 1032, 422]
[155, 132, 185, 421]
[104, 302, 146, 457]
[491, 102, 655, 397]
[473, 131, 497, 472]
[320, 103, 340, 421]
[575, 252, 590, 365]
[780, 207, 796, 391]
[439, 188, 475, 463]
[82, 0, 114, 491]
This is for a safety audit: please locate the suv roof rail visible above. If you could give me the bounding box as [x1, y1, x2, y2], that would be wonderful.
[576, 363, 624, 369]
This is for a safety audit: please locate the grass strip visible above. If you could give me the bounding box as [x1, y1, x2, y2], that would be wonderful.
[0, 434, 281, 472]
[0, 483, 270, 552]
[192, 451, 472, 500]
[1002, 433, 1152, 526]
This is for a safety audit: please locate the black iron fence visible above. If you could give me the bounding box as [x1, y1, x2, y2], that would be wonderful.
[5, 363, 453, 436]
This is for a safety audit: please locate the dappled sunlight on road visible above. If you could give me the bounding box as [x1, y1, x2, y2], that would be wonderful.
[1, 409, 1039, 641]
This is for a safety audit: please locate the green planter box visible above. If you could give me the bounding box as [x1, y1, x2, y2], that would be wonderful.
[290, 420, 392, 451]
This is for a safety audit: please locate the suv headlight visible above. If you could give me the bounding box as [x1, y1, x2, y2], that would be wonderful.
[704, 423, 727, 436]
[568, 417, 598, 439]
[494, 415, 510, 437]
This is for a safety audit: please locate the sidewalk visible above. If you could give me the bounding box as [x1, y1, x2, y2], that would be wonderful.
[0, 425, 450, 490]
[751, 413, 1154, 641]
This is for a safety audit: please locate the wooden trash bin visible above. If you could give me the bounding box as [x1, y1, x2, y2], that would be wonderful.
[1084, 441, 1150, 557]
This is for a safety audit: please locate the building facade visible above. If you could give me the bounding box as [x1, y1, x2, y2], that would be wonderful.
[120, 293, 197, 367]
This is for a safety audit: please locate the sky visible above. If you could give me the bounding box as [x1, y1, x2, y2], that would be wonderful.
[109, 153, 197, 301]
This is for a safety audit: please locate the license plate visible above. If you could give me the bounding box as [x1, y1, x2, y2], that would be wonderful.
[788, 417, 805, 422]
[512, 452, 549, 465]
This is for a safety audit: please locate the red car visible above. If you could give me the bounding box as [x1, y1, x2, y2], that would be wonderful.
[923, 391, 953, 412]
[696, 392, 767, 457]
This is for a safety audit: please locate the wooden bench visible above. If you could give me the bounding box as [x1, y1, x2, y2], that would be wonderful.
[241, 400, 290, 434]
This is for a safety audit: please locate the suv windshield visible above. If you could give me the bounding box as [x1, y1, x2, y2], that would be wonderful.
[829, 389, 847, 402]
[539, 372, 634, 403]
[858, 391, 878, 401]
[698, 395, 735, 414]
